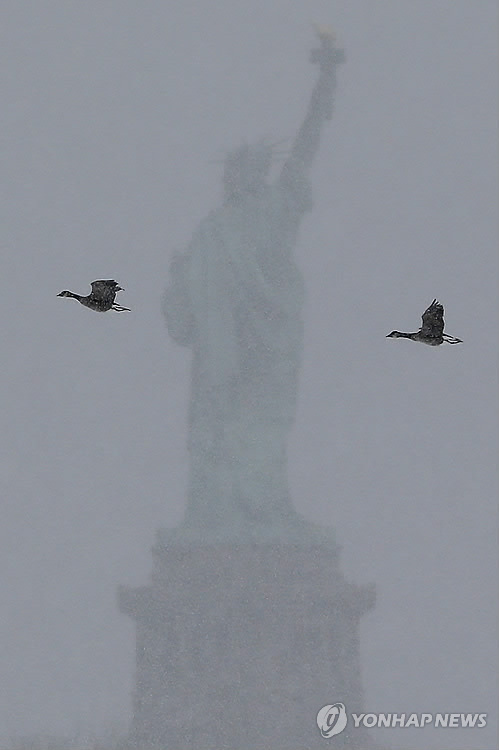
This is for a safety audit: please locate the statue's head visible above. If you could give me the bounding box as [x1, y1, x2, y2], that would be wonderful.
[223, 142, 272, 203]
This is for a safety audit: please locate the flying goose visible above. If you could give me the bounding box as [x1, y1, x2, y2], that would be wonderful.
[386, 299, 462, 346]
[57, 280, 130, 312]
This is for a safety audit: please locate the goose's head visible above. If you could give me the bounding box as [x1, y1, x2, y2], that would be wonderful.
[386, 330, 402, 338]
[57, 290, 74, 297]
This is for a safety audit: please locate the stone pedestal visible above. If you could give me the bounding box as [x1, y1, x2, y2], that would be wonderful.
[119, 533, 376, 749]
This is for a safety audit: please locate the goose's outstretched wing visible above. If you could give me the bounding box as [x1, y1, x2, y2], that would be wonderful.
[420, 299, 444, 338]
[90, 279, 123, 302]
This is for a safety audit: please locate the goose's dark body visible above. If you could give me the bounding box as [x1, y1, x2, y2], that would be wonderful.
[57, 280, 130, 312]
[387, 299, 462, 346]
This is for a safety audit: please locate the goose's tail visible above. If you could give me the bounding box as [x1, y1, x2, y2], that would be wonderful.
[443, 333, 462, 344]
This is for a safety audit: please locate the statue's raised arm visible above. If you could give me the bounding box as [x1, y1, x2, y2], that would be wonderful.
[280, 26, 345, 184]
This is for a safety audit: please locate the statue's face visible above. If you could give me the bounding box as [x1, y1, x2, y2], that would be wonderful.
[223, 144, 271, 202]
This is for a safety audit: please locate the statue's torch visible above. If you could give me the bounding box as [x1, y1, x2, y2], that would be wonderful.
[310, 24, 346, 66]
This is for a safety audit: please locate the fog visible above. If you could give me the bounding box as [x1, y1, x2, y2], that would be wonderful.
[1, 2, 497, 749]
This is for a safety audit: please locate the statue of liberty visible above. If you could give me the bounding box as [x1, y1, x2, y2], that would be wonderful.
[163, 29, 345, 538]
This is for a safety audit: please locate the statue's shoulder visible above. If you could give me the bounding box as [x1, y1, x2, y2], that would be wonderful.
[169, 251, 190, 276]
[275, 164, 314, 215]
[183, 210, 221, 257]
[192, 207, 225, 237]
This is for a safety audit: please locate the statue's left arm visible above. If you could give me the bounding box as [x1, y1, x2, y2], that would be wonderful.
[280, 30, 345, 186]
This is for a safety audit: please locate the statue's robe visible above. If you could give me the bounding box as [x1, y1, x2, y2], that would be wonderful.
[163, 169, 313, 528]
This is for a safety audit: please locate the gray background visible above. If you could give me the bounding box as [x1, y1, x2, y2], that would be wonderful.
[1, 1, 497, 748]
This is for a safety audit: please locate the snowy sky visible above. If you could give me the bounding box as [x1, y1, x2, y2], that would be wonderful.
[1, 2, 497, 749]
